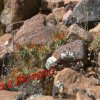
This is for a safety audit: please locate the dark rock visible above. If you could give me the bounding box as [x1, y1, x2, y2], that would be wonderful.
[65, 0, 100, 25]
[0, 0, 4, 14]
[0, 0, 41, 26]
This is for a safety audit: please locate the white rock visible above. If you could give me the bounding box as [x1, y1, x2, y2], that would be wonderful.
[61, 52, 67, 59]
[30, 95, 34, 100]
[4, 41, 9, 46]
[46, 56, 57, 69]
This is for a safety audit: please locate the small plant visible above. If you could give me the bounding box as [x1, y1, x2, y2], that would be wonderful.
[89, 36, 100, 52]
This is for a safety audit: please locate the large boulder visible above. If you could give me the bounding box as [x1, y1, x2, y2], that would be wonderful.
[0, 0, 41, 26]
[54, 68, 99, 96]
[14, 14, 55, 45]
[65, 0, 100, 25]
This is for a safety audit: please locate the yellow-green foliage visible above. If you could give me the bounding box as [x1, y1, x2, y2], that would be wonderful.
[90, 36, 100, 52]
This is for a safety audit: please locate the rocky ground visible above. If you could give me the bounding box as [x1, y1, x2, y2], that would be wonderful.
[0, 0, 100, 100]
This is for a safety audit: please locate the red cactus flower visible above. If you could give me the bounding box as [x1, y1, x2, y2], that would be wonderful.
[16, 76, 22, 86]
[36, 72, 41, 80]
[7, 80, 13, 89]
[27, 74, 32, 82]
[43, 70, 49, 77]
[21, 74, 27, 83]
[0, 83, 4, 90]
[48, 68, 56, 76]
[31, 73, 35, 80]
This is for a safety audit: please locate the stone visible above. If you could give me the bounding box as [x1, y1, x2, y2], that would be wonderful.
[53, 7, 65, 22]
[0, 34, 12, 75]
[42, 0, 64, 10]
[53, 40, 86, 61]
[67, 24, 93, 42]
[64, 0, 81, 5]
[0, 0, 41, 26]
[76, 91, 92, 100]
[86, 86, 100, 99]
[89, 23, 100, 39]
[46, 40, 86, 70]
[27, 95, 54, 100]
[62, 10, 72, 21]
[0, 34, 12, 58]
[54, 68, 99, 95]
[14, 14, 55, 45]
[65, 0, 100, 25]
[0, 90, 21, 100]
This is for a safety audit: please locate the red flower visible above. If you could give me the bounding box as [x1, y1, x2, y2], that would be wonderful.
[48, 68, 56, 76]
[31, 73, 35, 80]
[27, 74, 32, 82]
[16, 76, 22, 86]
[0, 83, 4, 90]
[7, 80, 13, 89]
[36, 72, 41, 80]
[43, 70, 49, 77]
[21, 74, 27, 83]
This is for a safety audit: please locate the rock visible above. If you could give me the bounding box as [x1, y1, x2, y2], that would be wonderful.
[67, 24, 93, 42]
[89, 23, 100, 39]
[0, 90, 21, 100]
[98, 52, 100, 66]
[65, 0, 100, 25]
[86, 86, 100, 99]
[53, 40, 86, 61]
[76, 91, 92, 100]
[42, 0, 64, 10]
[15, 14, 55, 45]
[64, 1, 79, 12]
[0, 34, 12, 75]
[62, 10, 72, 21]
[54, 68, 99, 95]
[53, 7, 65, 22]
[0, 0, 41, 26]
[64, 0, 81, 5]
[0, 34, 12, 58]
[46, 40, 86, 69]
[27, 95, 54, 100]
